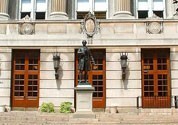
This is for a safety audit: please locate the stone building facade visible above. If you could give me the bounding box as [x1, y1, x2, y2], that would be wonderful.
[0, 0, 178, 111]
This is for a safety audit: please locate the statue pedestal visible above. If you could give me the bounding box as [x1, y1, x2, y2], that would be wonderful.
[73, 84, 95, 118]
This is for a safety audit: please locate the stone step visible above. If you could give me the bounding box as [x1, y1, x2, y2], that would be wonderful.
[0, 121, 178, 125]
[69, 118, 99, 124]
[0, 111, 178, 125]
[1, 119, 177, 124]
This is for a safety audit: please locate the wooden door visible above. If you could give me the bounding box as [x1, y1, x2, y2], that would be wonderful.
[75, 49, 106, 108]
[142, 49, 171, 108]
[12, 50, 40, 108]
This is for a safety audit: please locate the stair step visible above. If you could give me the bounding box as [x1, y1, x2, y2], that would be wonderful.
[0, 110, 178, 124]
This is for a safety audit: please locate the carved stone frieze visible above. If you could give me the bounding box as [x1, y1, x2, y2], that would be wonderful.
[146, 14, 163, 34]
[19, 15, 35, 35]
[20, 23, 35, 35]
[147, 21, 162, 34]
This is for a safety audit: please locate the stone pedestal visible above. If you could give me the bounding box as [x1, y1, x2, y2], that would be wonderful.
[73, 84, 95, 118]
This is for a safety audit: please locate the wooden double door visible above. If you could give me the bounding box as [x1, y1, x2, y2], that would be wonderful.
[142, 49, 171, 108]
[12, 50, 40, 108]
[75, 49, 106, 108]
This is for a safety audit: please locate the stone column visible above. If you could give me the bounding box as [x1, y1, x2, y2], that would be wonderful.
[0, 0, 9, 20]
[49, 0, 68, 20]
[113, 0, 134, 19]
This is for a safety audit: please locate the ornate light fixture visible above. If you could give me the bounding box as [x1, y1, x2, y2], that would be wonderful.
[53, 53, 60, 79]
[120, 53, 128, 80]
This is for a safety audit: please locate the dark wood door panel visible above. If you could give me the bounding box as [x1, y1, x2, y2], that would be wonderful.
[91, 72, 105, 108]
[142, 96, 171, 108]
[12, 50, 40, 108]
[142, 49, 171, 108]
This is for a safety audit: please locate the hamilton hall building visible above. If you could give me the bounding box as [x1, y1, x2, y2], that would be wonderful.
[0, 0, 178, 111]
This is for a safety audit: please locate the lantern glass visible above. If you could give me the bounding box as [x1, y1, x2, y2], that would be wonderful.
[53, 60, 59, 69]
[121, 59, 127, 69]
[120, 54, 128, 69]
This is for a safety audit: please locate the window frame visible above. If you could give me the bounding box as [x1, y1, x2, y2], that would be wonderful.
[136, 0, 166, 19]
[75, 0, 108, 19]
[19, 0, 48, 20]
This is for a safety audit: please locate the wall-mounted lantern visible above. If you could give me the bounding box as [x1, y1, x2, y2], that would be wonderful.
[120, 53, 128, 80]
[53, 53, 60, 79]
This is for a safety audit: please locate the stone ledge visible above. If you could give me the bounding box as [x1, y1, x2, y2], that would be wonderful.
[72, 111, 96, 119]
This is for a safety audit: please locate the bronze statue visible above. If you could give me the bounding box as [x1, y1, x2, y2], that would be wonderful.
[173, 0, 178, 15]
[77, 40, 95, 84]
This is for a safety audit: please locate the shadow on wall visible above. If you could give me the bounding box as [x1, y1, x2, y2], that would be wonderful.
[121, 65, 130, 90]
[56, 65, 63, 89]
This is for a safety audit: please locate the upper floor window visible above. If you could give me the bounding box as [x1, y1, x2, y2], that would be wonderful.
[76, 0, 108, 19]
[20, 0, 47, 20]
[136, 0, 165, 19]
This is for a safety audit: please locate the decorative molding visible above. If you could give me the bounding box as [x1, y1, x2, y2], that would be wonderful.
[19, 15, 35, 35]
[146, 22, 163, 34]
[146, 14, 163, 34]
[81, 12, 100, 38]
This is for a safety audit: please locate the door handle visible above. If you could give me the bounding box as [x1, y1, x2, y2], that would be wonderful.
[144, 70, 148, 73]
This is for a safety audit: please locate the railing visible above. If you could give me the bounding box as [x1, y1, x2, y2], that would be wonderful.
[137, 96, 178, 108]
[175, 96, 178, 109]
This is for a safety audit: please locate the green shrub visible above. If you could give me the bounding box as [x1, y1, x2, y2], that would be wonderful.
[40, 102, 55, 113]
[59, 102, 72, 113]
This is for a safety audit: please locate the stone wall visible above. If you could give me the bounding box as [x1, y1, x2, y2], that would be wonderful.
[0, 20, 178, 109]
[171, 47, 178, 107]
[40, 48, 75, 107]
[106, 47, 141, 107]
[0, 48, 11, 110]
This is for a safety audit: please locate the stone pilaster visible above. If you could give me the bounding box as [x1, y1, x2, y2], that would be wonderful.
[49, 0, 68, 20]
[0, 0, 9, 20]
[113, 0, 134, 19]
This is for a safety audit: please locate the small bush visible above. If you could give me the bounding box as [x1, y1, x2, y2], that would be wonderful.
[59, 102, 72, 113]
[40, 102, 55, 113]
